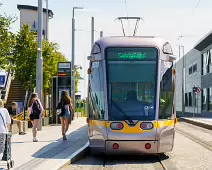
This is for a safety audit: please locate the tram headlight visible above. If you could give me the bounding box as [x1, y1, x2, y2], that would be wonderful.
[140, 122, 153, 130]
[110, 122, 124, 130]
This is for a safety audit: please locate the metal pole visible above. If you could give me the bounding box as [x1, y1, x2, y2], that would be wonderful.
[71, 14, 75, 115]
[100, 31, 103, 38]
[179, 45, 181, 60]
[193, 91, 195, 118]
[56, 76, 58, 125]
[46, 0, 48, 40]
[37, 0, 43, 131]
[91, 17, 94, 48]
[180, 45, 185, 117]
[197, 92, 198, 115]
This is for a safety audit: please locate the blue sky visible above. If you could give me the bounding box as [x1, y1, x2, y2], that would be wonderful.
[1, 0, 212, 98]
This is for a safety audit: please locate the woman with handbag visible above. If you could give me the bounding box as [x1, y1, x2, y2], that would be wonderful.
[57, 90, 74, 140]
[28, 93, 44, 142]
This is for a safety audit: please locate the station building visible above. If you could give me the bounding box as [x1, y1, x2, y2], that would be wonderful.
[176, 30, 212, 117]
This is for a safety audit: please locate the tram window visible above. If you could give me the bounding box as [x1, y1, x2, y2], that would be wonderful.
[88, 61, 105, 120]
[159, 61, 174, 119]
[106, 47, 158, 121]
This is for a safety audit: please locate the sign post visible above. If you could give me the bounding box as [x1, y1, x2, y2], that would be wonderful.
[57, 62, 72, 122]
[0, 75, 6, 88]
[192, 86, 201, 117]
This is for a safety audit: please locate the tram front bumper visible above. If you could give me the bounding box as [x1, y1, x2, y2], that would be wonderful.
[105, 140, 158, 154]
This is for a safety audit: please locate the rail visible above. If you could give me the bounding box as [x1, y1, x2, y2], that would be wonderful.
[0, 71, 14, 103]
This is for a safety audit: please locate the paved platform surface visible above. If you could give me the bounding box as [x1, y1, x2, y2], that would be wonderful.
[181, 117, 212, 130]
[0, 117, 88, 170]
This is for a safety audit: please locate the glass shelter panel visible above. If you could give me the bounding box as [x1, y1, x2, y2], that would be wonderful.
[106, 47, 158, 121]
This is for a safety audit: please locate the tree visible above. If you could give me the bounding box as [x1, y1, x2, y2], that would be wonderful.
[74, 67, 80, 93]
[12, 24, 37, 91]
[0, 4, 16, 70]
[42, 40, 67, 94]
[12, 24, 81, 94]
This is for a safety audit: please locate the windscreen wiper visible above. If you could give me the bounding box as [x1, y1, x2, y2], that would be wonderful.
[111, 99, 134, 124]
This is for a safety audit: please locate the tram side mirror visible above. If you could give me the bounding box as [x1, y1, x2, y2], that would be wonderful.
[163, 42, 173, 55]
[87, 54, 103, 61]
[87, 55, 93, 60]
[168, 55, 176, 62]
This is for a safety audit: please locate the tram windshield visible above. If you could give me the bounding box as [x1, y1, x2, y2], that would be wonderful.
[106, 47, 158, 121]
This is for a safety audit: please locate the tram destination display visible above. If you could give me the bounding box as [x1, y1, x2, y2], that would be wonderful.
[107, 47, 157, 61]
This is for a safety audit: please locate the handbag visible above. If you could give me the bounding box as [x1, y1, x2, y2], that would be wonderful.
[56, 101, 65, 116]
[56, 109, 62, 115]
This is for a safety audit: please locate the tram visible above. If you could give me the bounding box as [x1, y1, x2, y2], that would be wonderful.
[86, 17, 177, 155]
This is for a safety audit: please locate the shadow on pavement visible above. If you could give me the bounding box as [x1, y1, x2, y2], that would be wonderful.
[72, 153, 170, 166]
[31, 125, 88, 159]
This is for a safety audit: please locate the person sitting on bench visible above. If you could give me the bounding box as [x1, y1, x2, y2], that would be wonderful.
[7, 102, 26, 135]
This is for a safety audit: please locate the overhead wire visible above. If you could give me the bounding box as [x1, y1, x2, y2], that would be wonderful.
[189, 0, 201, 20]
[178, 0, 201, 40]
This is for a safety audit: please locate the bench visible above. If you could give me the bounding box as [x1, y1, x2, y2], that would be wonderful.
[11, 120, 28, 134]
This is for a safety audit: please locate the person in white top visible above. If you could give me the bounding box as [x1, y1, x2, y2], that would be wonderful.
[0, 99, 11, 154]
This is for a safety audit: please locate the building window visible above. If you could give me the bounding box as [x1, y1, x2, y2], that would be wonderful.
[189, 67, 192, 75]
[188, 92, 192, 106]
[209, 49, 212, 73]
[202, 88, 207, 111]
[193, 64, 197, 73]
[209, 88, 212, 111]
[185, 93, 188, 106]
[202, 52, 209, 75]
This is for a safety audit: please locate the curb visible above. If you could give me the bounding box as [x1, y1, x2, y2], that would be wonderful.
[180, 118, 212, 130]
[53, 141, 89, 170]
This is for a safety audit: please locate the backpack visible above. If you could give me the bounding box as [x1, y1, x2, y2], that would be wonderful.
[32, 100, 41, 115]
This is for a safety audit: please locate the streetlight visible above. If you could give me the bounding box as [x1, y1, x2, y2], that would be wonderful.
[71, 7, 84, 114]
[37, 0, 43, 131]
[178, 35, 185, 116]
[45, 0, 48, 40]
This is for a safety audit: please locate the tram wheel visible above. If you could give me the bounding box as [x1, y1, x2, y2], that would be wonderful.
[10, 160, 14, 167]
[89, 148, 104, 157]
[7, 162, 10, 169]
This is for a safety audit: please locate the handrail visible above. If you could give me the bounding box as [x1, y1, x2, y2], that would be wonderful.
[2, 72, 13, 103]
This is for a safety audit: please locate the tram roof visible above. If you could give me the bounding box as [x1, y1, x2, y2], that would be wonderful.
[95, 36, 167, 48]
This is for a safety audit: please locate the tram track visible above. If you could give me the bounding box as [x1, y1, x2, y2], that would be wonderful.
[97, 154, 169, 170]
[157, 154, 168, 170]
[176, 127, 212, 152]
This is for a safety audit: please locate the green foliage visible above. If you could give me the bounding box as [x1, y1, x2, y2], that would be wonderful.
[0, 6, 81, 96]
[12, 24, 37, 91]
[74, 67, 80, 93]
[42, 40, 67, 93]
[0, 6, 17, 70]
[75, 99, 87, 117]
[12, 24, 80, 94]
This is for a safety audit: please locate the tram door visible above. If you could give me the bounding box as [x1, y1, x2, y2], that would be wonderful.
[157, 61, 176, 153]
[87, 61, 107, 149]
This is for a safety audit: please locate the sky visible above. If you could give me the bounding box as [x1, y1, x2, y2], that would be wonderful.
[1, 0, 212, 98]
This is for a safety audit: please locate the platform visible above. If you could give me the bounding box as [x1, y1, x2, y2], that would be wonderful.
[0, 117, 88, 170]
